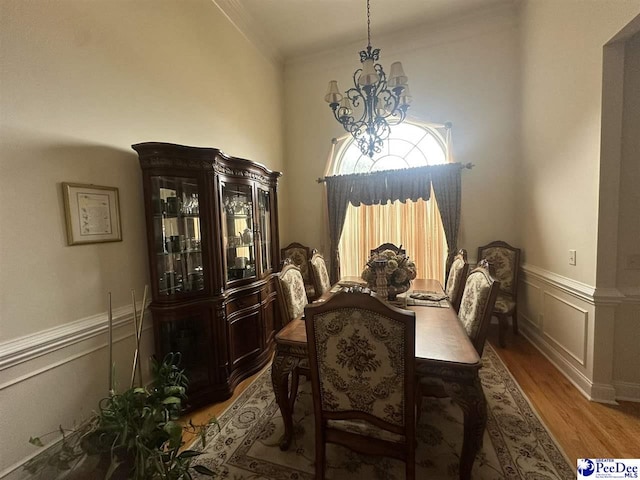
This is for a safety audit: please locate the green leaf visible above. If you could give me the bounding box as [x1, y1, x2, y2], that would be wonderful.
[177, 449, 202, 459]
[29, 436, 44, 447]
[163, 421, 183, 442]
[192, 464, 217, 476]
[161, 396, 182, 405]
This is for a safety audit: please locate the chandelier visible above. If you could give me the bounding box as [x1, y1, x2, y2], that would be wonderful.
[324, 0, 412, 158]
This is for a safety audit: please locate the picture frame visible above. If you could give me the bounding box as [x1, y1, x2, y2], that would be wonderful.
[62, 183, 122, 245]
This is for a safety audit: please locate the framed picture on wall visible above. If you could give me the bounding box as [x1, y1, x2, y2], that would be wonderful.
[62, 183, 122, 245]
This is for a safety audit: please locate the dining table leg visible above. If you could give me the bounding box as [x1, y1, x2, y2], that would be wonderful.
[444, 373, 487, 480]
[270, 349, 299, 451]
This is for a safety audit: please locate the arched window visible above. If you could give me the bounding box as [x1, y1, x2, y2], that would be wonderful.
[329, 122, 450, 282]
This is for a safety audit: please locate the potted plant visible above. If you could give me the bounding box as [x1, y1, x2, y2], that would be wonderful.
[26, 352, 217, 479]
[27, 289, 218, 479]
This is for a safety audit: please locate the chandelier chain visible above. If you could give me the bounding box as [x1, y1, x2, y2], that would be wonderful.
[366, 0, 371, 48]
[324, 0, 411, 158]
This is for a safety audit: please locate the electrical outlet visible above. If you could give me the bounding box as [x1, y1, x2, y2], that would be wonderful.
[569, 249, 576, 266]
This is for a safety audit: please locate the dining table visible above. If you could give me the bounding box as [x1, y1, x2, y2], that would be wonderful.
[271, 278, 486, 480]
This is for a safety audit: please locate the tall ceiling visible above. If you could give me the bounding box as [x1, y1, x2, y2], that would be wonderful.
[214, 0, 516, 62]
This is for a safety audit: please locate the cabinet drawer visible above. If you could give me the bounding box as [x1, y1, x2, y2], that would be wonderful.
[226, 293, 260, 315]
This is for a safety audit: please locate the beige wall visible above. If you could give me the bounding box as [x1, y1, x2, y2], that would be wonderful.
[282, 5, 521, 260]
[518, 0, 639, 285]
[0, 0, 283, 474]
[517, 0, 640, 402]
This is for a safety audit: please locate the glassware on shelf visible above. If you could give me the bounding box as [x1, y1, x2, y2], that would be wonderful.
[181, 193, 199, 215]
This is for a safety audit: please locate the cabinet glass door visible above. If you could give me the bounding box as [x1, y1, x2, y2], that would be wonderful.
[257, 188, 272, 274]
[151, 176, 204, 296]
[158, 315, 210, 391]
[221, 182, 256, 282]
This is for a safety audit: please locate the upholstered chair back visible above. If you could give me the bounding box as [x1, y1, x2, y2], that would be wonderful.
[444, 249, 469, 312]
[370, 242, 406, 257]
[309, 250, 331, 297]
[458, 259, 499, 356]
[304, 291, 416, 479]
[477, 241, 521, 297]
[276, 259, 309, 326]
[280, 242, 316, 300]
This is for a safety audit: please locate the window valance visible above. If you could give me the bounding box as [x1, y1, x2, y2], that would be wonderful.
[324, 163, 462, 206]
[323, 163, 463, 282]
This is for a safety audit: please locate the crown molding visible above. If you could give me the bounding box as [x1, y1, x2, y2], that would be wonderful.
[211, 0, 283, 66]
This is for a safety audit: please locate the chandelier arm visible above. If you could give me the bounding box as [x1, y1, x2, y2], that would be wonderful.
[346, 87, 363, 108]
[324, 0, 410, 157]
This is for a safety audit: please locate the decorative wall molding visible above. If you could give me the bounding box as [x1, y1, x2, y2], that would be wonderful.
[521, 264, 595, 302]
[0, 303, 147, 371]
[520, 264, 640, 402]
[522, 263, 640, 305]
[541, 291, 589, 366]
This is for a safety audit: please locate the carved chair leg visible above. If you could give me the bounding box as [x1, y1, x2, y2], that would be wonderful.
[315, 430, 326, 480]
[512, 307, 519, 335]
[289, 369, 300, 412]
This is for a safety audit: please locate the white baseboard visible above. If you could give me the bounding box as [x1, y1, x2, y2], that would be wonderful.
[613, 381, 640, 402]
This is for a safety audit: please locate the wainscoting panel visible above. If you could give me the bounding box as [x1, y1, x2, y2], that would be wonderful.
[519, 265, 597, 400]
[541, 292, 588, 366]
[520, 280, 542, 329]
[520, 264, 640, 403]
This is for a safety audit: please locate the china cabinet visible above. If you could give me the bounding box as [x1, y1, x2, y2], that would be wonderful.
[133, 142, 281, 408]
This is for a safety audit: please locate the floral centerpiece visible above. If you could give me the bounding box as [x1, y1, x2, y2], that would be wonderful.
[361, 248, 417, 300]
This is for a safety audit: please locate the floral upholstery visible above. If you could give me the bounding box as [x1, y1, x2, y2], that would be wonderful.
[458, 271, 492, 341]
[494, 293, 516, 314]
[477, 241, 521, 347]
[284, 247, 310, 282]
[480, 246, 516, 294]
[445, 256, 465, 300]
[310, 254, 331, 296]
[278, 267, 308, 320]
[310, 308, 407, 426]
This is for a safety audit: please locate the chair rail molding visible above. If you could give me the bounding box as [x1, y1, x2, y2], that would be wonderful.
[0, 302, 148, 372]
[520, 264, 595, 303]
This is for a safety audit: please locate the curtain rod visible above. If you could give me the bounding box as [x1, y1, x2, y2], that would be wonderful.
[315, 162, 474, 183]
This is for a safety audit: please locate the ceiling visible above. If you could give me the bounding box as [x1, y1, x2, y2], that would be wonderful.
[214, 0, 516, 62]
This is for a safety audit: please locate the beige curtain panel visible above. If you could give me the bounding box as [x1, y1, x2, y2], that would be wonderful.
[324, 163, 462, 283]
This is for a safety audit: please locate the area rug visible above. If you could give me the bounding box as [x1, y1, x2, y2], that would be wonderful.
[192, 345, 574, 479]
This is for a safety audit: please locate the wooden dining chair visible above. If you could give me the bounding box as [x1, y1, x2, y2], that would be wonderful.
[275, 259, 310, 410]
[304, 291, 416, 480]
[308, 249, 332, 297]
[280, 242, 317, 300]
[444, 249, 469, 313]
[477, 240, 521, 347]
[370, 242, 406, 257]
[416, 259, 498, 412]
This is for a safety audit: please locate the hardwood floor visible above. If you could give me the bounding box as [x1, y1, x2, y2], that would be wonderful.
[486, 324, 640, 461]
[183, 325, 640, 462]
